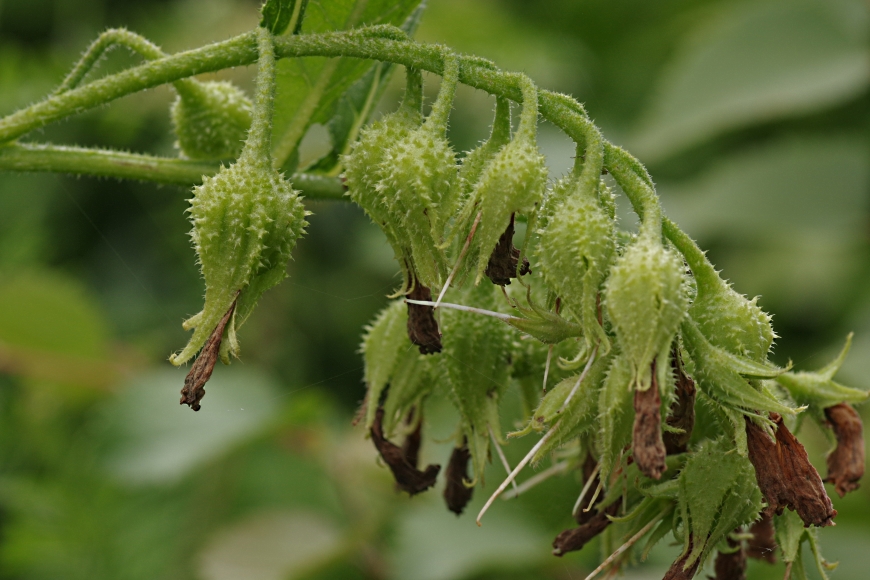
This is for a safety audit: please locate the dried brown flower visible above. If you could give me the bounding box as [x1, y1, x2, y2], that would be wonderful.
[710, 535, 746, 580]
[824, 403, 864, 497]
[484, 213, 530, 286]
[406, 274, 442, 354]
[180, 298, 236, 411]
[370, 406, 440, 495]
[633, 363, 667, 479]
[745, 512, 777, 563]
[552, 501, 619, 556]
[664, 348, 696, 455]
[443, 440, 474, 515]
[745, 413, 836, 527]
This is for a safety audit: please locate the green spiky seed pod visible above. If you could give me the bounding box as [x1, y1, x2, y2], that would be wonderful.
[665, 226, 776, 362]
[537, 135, 615, 354]
[360, 300, 409, 429]
[603, 234, 687, 391]
[343, 67, 423, 291]
[376, 52, 461, 288]
[441, 282, 512, 483]
[450, 96, 512, 252]
[360, 299, 436, 435]
[466, 75, 548, 284]
[171, 28, 307, 368]
[171, 80, 253, 160]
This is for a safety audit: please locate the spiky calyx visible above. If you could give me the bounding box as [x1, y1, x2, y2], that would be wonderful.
[536, 176, 616, 353]
[377, 123, 457, 287]
[170, 156, 307, 366]
[441, 283, 512, 483]
[464, 77, 547, 284]
[604, 235, 687, 391]
[171, 80, 252, 160]
[343, 68, 423, 290]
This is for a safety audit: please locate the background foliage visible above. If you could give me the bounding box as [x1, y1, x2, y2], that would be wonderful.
[0, 0, 868, 578]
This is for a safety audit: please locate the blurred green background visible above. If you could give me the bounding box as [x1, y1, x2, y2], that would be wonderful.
[0, 0, 868, 578]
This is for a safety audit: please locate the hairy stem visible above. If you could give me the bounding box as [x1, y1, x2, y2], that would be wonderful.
[0, 142, 344, 196]
[242, 27, 278, 164]
[0, 26, 667, 235]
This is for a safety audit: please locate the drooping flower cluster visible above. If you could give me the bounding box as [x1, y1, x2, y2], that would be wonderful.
[346, 62, 867, 579]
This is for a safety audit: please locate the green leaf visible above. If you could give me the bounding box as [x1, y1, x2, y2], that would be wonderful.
[270, 0, 423, 169]
[596, 351, 635, 481]
[679, 438, 762, 567]
[380, 346, 433, 437]
[305, 4, 426, 175]
[630, 0, 870, 162]
[776, 510, 805, 563]
[260, 0, 308, 35]
[776, 333, 869, 410]
[806, 527, 838, 579]
[775, 510, 838, 579]
[528, 353, 611, 462]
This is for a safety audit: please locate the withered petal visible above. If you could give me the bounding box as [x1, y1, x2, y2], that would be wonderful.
[746, 512, 777, 563]
[553, 501, 619, 556]
[485, 213, 531, 286]
[180, 298, 236, 411]
[745, 414, 836, 527]
[401, 409, 423, 469]
[664, 347, 696, 455]
[443, 441, 474, 515]
[824, 403, 864, 497]
[632, 364, 667, 480]
[663, 537, 702, 580]
[406, 276, 442, 354]
[711, 535, 746, 580]
[371, 406, 440, 496]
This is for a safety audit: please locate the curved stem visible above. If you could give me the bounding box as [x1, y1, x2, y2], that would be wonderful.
[57, 28, 166, 93]
[0, 142, 217, 184]
[0, 27, 666, 234]
[602, 142, 661, 237]
[490, 95, 512, 144]
[0, 142, 344, 196]
[425, 51, 458, 133]
[515, 74, 539, 141]
[0, 31, 258, 143]
[242, 27, 277, 164]
[0, 30, 586, 144]
[662, 217, 719, 288]
[55, 28, 199, 102]
[401, 66, 424, 115]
